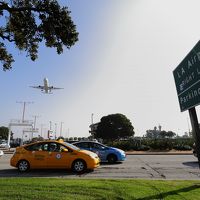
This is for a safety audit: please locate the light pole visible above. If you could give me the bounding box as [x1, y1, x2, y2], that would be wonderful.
[31, 115, 40, 139]
[60, 122, 64, 137]
[16, 101, 33, 122]
[33, 115, 40, 129]
[40, 124, 46, 138]
[49, 121, 52, 130]
[55, 123, 57, 139]
[91, 113, 94, 125]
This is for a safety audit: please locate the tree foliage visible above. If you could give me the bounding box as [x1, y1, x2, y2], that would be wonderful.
[95, 113, 135, 141]
[0, 126, 9, 140]
[145, 129, 176, 139]
[0, 0, 78, 70]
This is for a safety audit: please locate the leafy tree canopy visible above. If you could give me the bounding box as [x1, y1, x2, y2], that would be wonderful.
[95, 113, 135, 142]
[31, 136, 44, 142]
[0, 126, 9, 140]
[0, 0, 78, 70]
[145, 129, 176, 139]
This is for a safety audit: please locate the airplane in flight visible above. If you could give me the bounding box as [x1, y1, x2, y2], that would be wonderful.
[30, 78, 63, 94]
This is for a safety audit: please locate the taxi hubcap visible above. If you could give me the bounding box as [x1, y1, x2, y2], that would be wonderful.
[74, 161, 84, 172]
[19, 161, 28, 171]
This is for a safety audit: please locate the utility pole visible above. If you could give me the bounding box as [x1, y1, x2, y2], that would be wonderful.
[32, 115, 40, 129]
[91, 113, 94, 124]
[49, 121, 52, 130]
[31, 115, 40, 139]
[16, 101, 33, 122]
[40, 124, 45, 138]
[60, 122, 64, 137]
[55, 123, 57, 139]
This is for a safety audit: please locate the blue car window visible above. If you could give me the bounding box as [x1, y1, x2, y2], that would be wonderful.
[93, 143, 105, 150]
[78, 142, 89, 149]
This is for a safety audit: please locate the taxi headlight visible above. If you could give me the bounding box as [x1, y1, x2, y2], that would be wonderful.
[88, 153, 98, 159]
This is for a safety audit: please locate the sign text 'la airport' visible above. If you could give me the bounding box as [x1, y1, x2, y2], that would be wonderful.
[173, 41, 200, 112]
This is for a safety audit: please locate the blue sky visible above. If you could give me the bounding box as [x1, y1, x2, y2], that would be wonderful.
[1, 0, 200, 139]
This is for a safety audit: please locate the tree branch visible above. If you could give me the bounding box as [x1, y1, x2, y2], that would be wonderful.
[0, 33, 15, 42]
[0, 2, 46, 13]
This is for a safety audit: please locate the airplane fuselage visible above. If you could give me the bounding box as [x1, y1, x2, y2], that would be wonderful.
[44, 78, 49, 93]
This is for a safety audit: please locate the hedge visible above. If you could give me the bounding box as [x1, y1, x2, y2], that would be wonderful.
[106, 138, 194, 151]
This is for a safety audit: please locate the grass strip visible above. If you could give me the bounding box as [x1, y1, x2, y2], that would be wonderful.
[0, 178, 200, 200]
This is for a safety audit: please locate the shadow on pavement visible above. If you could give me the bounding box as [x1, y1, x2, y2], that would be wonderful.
[182, 161, 199, 168]
[0, 168, 94, 178]
[100, 162, 122, 165]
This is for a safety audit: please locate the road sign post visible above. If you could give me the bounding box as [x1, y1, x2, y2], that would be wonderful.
[189, 107, 200, 168]
[173, 41, 200, 168]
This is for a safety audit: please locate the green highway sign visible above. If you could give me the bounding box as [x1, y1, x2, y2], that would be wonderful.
[173, 40, 200, 112]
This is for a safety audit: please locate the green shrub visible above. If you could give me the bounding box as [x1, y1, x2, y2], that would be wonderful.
[173, 145, 192, 151]
[106, 138, 194, 151]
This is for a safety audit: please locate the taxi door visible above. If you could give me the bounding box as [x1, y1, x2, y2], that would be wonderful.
[25, 142, 49, 168]
[46, 142, 71, 169]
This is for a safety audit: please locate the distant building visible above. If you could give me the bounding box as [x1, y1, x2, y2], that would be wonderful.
[89, 122, 99, 137]
[146, 125, 162, 139]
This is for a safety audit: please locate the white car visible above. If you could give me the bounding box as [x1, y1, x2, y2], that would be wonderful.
[0, 150, 4, 157]
[0, 142, 10, 148]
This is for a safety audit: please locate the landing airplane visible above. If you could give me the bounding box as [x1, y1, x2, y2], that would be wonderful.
[30, 78, 63, 94]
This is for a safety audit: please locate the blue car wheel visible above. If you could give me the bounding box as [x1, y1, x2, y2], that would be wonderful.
[107, 154, 117, 163]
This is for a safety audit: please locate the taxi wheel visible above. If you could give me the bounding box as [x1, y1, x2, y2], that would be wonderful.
[107, 154, 117, 164]
[17, 160, 30, 172]
[72, 159, 86, 173]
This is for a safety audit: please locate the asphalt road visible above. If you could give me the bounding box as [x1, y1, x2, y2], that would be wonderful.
[0, 154, 200, 179]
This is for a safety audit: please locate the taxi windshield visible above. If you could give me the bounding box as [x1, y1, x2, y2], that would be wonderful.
[64, 142, 80, 151]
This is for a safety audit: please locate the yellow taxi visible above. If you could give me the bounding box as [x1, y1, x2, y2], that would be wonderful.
[10, 140, 100, 173]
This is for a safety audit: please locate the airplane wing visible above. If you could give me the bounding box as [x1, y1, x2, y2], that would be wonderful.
[49, 86, 64, 90]
[30, 86, 45, 90]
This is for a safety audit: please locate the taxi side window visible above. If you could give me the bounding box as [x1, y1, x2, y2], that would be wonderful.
[43, 143, 48, 151]
[48, 143, 61, 152]
[25, 143, 43, 151]
[60, 144, 72, 152]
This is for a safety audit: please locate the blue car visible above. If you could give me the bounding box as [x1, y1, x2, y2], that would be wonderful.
[73, 141, 126, 163]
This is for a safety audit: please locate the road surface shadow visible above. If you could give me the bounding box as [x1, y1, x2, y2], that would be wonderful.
[182, 161, 199, 168]
[100, 162, 122, 165]
[0, 168, 94, 178]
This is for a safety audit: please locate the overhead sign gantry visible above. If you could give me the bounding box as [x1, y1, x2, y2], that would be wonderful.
[8, 119, 34, 147]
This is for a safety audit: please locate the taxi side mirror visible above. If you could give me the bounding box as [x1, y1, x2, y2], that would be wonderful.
[62, 148, 68, 152]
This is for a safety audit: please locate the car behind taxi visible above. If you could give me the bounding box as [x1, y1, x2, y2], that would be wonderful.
[73, 141, 126, 163]
[10, 140, 100, 173]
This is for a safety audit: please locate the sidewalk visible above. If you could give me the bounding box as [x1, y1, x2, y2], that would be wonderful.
[0, 148, 15, 154]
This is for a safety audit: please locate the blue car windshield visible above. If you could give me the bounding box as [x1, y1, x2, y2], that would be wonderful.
[93, 142, 108, 150]
[64, 142, 80, 151]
